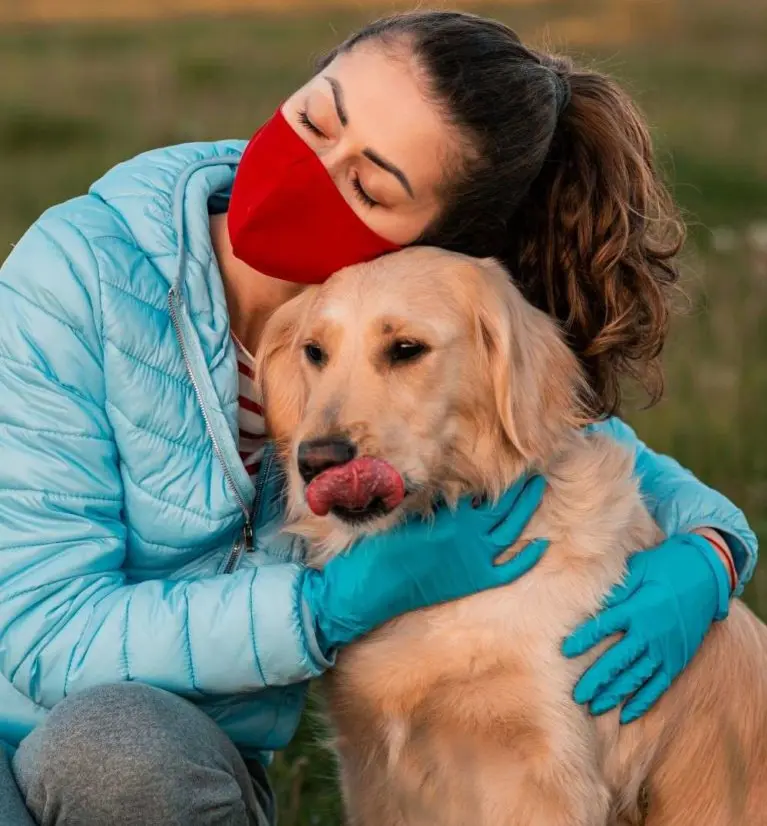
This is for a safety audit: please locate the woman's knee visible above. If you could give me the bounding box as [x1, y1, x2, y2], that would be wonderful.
[13, 682, 259, 826]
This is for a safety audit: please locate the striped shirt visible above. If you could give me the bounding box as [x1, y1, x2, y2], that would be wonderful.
[233, 335, 267, 479]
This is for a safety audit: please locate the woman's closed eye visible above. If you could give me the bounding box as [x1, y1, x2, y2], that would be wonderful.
[298, 109, 325, 139]
[352, 174, 379, 208]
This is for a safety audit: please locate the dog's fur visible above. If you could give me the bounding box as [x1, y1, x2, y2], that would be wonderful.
[255, 247, 767, 826]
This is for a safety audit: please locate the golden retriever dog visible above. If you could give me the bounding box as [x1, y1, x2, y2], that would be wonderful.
[255, 247, 767, 826]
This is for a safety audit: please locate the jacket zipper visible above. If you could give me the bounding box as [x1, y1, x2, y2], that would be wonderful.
[168, 288, 253, 562]
[221, 446, 274, 574]
[221, 521, 252, 575]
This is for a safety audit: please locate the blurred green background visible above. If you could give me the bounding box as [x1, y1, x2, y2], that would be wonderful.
[1, 1, 765, 822]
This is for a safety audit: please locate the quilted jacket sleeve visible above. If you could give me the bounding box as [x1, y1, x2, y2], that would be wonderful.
[0, 204, 328, 710]
[590, 418, 758, 596]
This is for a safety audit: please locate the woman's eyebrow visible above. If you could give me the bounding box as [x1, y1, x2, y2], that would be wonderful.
[362, 149, 414, 199]
[325, 76, 349, 126]
[324, 75, 415, 200]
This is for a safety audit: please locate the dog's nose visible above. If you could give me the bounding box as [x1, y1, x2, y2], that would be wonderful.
[297, 437, 357, 484]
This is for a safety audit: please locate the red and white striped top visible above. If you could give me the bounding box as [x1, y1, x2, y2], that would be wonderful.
[233, 335, 268, 479]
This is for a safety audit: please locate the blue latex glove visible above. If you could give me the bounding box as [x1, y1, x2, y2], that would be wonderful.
[562, 534, 731, 724]
[302, 475, 549, 654]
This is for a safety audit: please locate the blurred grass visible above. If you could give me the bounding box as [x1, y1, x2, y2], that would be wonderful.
[0, 2, 765, 822]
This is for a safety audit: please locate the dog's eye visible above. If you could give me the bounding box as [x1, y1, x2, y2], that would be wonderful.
[388, 340, 429, 364]
[304, 342, 327, 367]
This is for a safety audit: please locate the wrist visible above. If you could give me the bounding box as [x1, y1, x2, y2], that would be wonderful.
[693, 528, 736, 593]
[300, 567, 335, 658]
[688, 533, 731, 622]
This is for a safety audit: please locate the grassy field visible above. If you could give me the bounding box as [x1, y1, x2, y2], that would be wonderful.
[0, 1, 765, 822]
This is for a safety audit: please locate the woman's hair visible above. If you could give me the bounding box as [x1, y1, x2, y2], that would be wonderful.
[318, 11, 685, 418]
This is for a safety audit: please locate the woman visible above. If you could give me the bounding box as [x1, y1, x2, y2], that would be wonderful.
[0, 10, 756, 826]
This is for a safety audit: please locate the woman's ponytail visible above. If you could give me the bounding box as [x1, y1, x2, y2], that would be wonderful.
[505, 62, 685, 416]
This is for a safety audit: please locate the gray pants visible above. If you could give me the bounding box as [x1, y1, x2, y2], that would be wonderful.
[1, 744, 36, 826]
[5, 683, 274, 826]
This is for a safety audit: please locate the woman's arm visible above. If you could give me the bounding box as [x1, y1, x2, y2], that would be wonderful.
[588, 417, 758, 596]
[0, 211, 331, 710]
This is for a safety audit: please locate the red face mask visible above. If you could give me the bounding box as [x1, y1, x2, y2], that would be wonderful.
[228, 108, 402, 284]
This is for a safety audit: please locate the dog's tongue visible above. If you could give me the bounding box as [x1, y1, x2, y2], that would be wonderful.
[306, 457, 405, 517]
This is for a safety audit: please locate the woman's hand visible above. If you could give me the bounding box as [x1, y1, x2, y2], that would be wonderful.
[302, 475, 549, 654]
[562, 534, 731, 723]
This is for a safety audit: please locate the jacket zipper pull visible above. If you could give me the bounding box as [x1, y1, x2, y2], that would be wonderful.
[243, 521, 254, 553]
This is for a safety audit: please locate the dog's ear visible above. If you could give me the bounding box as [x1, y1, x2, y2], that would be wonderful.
[475, 259, 590, 464]
[254, 287, 317, 446]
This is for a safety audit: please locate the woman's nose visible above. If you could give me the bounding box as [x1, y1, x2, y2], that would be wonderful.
[314, 142, 352, 180]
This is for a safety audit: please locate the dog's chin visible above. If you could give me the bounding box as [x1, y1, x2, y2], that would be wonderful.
[307, 486, 423, 542]
[328, 479, 430, 525]
[330, 496, 397, 526]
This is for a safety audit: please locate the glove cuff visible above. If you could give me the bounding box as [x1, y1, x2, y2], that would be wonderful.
[689, 534, 731, 622]
[299, 568, 339, 661]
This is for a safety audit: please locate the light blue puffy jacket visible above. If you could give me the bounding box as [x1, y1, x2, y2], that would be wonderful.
[0, 141, 758, 760]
